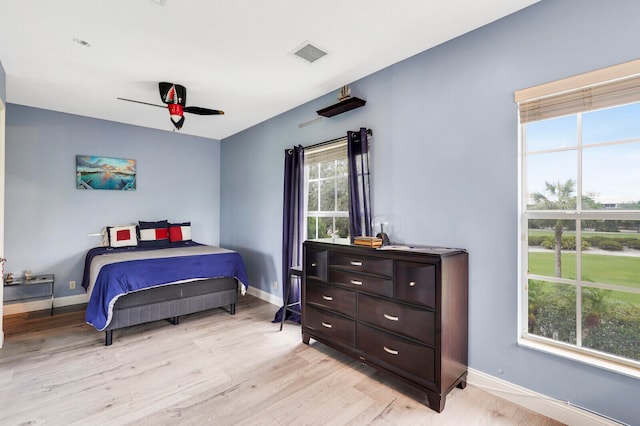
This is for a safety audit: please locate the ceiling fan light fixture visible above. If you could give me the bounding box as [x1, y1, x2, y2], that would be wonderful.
[170, 115, 185, 130]
[292, 41, 328, 63]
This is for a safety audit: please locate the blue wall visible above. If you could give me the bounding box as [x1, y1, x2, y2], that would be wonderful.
[220, 1, 640, 423]
[5, 105, 221, 298]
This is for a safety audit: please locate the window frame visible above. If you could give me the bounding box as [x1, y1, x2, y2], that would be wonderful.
[516, 61, 640, 378]
[304, 139, 350, 244]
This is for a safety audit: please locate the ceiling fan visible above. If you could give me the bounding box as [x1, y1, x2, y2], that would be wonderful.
[118, 82, 224, 130]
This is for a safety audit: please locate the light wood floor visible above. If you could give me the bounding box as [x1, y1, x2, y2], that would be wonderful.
[1, 295, 563, 425]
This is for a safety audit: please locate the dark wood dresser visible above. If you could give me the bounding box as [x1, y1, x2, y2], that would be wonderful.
[302, 240, 468, 412]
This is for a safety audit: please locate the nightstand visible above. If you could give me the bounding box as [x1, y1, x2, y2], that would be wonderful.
[4, 274, 55, 315]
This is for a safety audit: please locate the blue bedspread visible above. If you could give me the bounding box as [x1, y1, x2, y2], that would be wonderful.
[84, 245, 249, 331]
[82, 244, 186, 290]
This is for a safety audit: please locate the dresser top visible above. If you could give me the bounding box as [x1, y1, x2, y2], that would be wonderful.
[305, 239, 466, 256]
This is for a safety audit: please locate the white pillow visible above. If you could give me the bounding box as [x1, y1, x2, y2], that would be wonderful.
[108, 225, 138, 248]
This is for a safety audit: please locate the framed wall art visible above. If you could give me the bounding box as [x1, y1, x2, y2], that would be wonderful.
[76, 155, 136, 191]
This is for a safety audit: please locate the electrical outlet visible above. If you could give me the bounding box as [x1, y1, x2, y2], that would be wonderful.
[69, 280, 76, 290]
[273, 280, 278, 290]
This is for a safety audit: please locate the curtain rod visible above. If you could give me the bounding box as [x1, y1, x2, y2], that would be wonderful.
[304, 128, 372, 150]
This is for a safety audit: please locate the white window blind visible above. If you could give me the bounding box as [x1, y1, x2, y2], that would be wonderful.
[515, 58, 640, 123]
[305, 138, 347, 164]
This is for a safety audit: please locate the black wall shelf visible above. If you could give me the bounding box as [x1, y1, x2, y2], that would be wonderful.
[316, 97, 366, 117]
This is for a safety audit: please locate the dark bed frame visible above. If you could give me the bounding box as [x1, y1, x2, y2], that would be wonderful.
[103, 277, 238, 346]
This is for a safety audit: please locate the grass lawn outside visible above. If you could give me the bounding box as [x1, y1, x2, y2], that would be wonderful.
[528, 251, 640, 303]
[529, 228, 640, 242]
[527, 230, 640, 361]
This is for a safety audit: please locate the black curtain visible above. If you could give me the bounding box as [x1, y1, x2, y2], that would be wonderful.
[347, 128, 372, 240]
[273, 145, 304, 324]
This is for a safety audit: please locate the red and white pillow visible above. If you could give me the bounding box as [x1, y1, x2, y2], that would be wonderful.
[138, 220, 170, 247]
[107, 225, 138, 248]
[102, 220, 193, 248]
[169, 222, 192, 243]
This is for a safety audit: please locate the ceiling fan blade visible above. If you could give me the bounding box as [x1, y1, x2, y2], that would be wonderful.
[159, 82, 186, 106]
[117, 97, 166, 109]
[184, 106, 224, 115]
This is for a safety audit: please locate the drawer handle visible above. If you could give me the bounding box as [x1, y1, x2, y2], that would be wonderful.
[321, 321, 333, 329]
[350, 279, 363, 286]
[311, 263, 317, 267]
[350, 260, 363, 266]
[383, 313, 399, 322]
[383, 346, 399, 355]
[409, 281, 416, 287]
[322, 295, 333, 301]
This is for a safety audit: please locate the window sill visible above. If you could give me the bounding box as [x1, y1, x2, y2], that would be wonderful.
[518, 335, 640, 380]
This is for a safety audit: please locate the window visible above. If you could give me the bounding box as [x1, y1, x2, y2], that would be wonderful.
[517, 61, 640, 371]
[304, 139, 350, 243]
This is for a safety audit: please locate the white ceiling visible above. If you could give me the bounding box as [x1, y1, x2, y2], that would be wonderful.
[0, 0, 538, 140]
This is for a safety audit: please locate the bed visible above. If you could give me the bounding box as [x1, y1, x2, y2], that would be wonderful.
[82, 239, 249, 346]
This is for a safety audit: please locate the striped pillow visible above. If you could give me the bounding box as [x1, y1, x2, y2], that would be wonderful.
[169, 222, 192, 243]
[138, 220, 170, 247]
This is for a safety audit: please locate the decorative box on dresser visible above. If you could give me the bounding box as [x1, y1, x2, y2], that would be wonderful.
[302, 240, 468, 412]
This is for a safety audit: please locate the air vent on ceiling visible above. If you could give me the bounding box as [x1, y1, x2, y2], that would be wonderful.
[293, 42, 328, 63]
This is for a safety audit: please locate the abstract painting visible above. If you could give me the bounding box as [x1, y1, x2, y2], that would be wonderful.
[76, 155, 136, 190]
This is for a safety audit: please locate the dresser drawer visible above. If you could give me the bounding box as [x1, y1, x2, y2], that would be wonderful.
[395, 261, 436, 308]
[358, 324, 435, 383]
[306, 281, 356, 317]
[329, 252, 393, 277]
[329, 269, 393, 298]
[304, 305, 356, 347]
[358, 294, 434, 345]
[305, 248, 328, 281]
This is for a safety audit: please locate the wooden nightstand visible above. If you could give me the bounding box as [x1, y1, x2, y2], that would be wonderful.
[4, 274, 55, 315]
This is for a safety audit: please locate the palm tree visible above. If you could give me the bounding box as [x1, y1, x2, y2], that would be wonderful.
[531, 179, 576, 277]
[582, 287, 612, 331]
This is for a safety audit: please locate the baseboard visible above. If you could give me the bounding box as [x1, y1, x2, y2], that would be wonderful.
[467, 368, 620, 425]
[55, 293, 90, 307]
[246, 286, 282, 307]
[3, 299, 52, 315]
[3, 293, 89, 315]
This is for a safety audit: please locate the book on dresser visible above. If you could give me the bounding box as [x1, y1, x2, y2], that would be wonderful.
[301, 240, 468, 413]
[353, 236, 383, 248]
